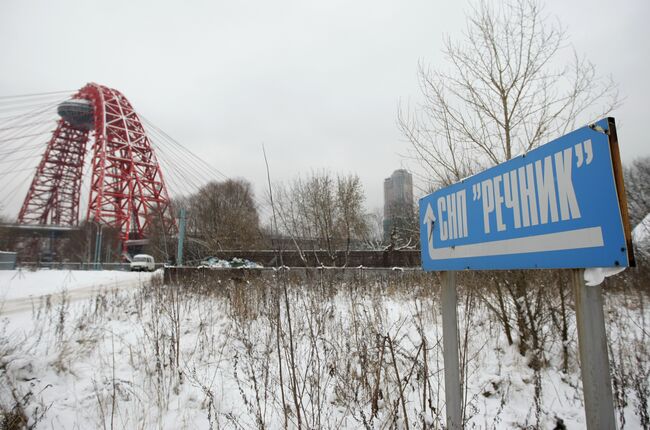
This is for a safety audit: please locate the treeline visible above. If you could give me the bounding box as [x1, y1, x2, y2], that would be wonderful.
[162, 153, 650, 264]
[147, 171, 418, 264]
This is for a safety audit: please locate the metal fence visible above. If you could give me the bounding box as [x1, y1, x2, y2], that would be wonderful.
[16, 261, 166, 271]
[164, 266, 430, 287]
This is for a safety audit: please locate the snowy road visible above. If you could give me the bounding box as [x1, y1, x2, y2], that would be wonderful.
[0, 269, 157, 315]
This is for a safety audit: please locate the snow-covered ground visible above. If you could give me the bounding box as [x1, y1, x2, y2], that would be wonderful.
[0, 269, 648, 429]
[0, 269, 157, 315]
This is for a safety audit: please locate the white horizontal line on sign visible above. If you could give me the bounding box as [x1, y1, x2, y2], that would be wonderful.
[427, 226, 604, 260]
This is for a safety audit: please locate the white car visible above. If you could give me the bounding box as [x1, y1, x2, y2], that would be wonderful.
[130, 254, 155, 272]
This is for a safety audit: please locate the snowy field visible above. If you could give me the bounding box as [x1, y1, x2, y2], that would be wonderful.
[0, 268, 648, 429]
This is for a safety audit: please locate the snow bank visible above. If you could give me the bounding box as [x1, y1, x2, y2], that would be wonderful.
[198, 257, 262, 269]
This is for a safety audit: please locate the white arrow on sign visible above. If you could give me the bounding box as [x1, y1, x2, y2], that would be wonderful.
[423, 203, 604, 261]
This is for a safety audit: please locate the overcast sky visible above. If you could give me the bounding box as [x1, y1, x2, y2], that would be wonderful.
[1, 0, 648, 216]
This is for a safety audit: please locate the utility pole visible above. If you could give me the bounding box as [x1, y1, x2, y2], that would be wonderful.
[176, 207, 186, 266]
[93, 223, 103, 270]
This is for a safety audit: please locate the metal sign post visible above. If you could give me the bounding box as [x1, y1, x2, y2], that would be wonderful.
[572, 269, 616, 428]
[440, 271, 462, 429]
[419, 118, 633, 429]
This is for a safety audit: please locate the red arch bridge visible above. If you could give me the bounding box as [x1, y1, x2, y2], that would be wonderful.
[0, 83, 240, 255]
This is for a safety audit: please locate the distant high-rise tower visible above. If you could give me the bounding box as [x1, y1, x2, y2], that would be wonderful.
[383, 169, 414, 242]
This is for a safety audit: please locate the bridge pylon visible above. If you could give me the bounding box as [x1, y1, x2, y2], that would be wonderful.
[18, 83, 176, 249]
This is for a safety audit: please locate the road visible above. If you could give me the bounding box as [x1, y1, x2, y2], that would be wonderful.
[0, 269, 158, 315]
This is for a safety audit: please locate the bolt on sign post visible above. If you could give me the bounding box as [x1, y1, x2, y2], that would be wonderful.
[419, 118, 634, 429]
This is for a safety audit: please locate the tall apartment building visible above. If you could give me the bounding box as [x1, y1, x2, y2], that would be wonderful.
[383, 169, 414, 242]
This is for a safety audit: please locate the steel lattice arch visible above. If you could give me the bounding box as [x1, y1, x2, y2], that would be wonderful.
[18, 83, 176, 248]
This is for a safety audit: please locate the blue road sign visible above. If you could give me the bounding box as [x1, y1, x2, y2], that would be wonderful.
[419, 118, 632, 271]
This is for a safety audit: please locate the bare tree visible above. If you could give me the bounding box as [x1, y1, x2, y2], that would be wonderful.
[305, 172, 337, 255]
[399, 0, 621, 369]
[273, 174, 322, 250]
[335, 174, 369, 257]
[399, 0, 620, 188]
[190, 179, 262, 252]
[363, 207, 385, 249]
[273, 171, 371, 260]
[385, 201, 419, 250]
[624, 157, 650, 227]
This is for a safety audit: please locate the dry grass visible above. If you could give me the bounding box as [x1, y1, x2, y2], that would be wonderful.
[0, 268, 648, 429]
